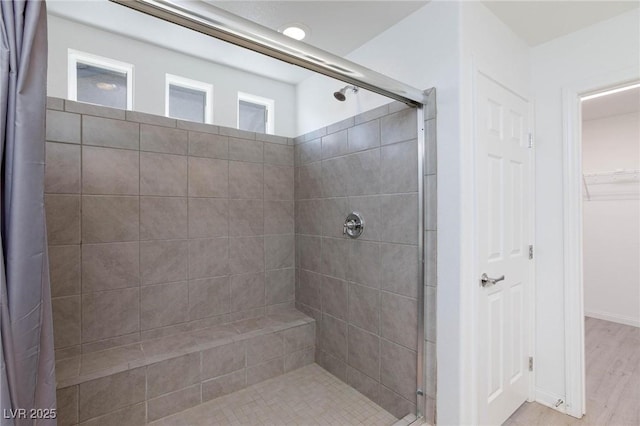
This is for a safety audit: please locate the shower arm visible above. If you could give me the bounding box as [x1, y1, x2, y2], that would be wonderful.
[108, 0, 427, 107]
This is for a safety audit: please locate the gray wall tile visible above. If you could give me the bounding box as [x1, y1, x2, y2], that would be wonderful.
[381, 140, 418, 194]
[264, 165, 294, 200]
[82, 196, 139, 243]
[320, 314, 347, 361]
[188, 157, 228, 198]
[82, 116, 139, 150]
[380, 292, 418, 350]
[82, 242, 139, 292]
[264, 200, 294, 235]
[81, 288, 139, 342]
[45, 195, 80, 245]
[246, 333, 284, 366]
[229, 161, 263, 199]
[188, 277, 230, 320]
[229, 237, 264, 274]
[140, 152, 187, 196]
[229, 137, 263, 162]
[65, 100, 125, 120]
[321, 130, 348, 160]
[140, 240, 188, 285]
[52, 296, 81, 348]
[265, 235, 294, 270]
[348, 241, 381, 289]
[246, 357, 284, 385]
[380, 243, 419, 299]
[348, 283, 379, 334]
[188, 132, 228, 159]
[266, 269, 295, 305]
[380, 108, 417, 146]
[201, 341, 245, 379]
[188, 238, 228, 279]
[347, 149, 380, 196]
[47, 110, 81, 144]
[188, 198, 228, 238]
[82, 146, 139, 195]
[45, 142, 81, 193]
[380, 194, 417, 244]
[78, 368, 145, 421]
[264, 143, 293, 165]
[321, 276, 348, 320]
[140, 197, 187, 240]
[141, 282, 188, 330]
[49, 245, 81, 297]
[348, 119, 380, 153]
[230, 272, 265, 312]
[140, 124, 188, 155]
[229, 199, 263, 236]
[202, 370, 245, 401]
[347, 325, 380, 380]
[380, 339, 417, 401]
[147, 385, 200, 422]
[146, 352, 200, 398]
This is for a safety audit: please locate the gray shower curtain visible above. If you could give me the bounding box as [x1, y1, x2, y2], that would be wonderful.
[0, 1, 56, 425]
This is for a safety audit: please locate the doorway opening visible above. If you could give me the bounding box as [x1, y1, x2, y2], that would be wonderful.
[579, 82, 639, 424]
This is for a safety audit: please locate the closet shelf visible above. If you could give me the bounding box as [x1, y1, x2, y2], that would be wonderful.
[582, 169, 640, 201]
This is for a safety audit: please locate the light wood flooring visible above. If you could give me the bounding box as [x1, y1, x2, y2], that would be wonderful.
[505, 317, 639, 425]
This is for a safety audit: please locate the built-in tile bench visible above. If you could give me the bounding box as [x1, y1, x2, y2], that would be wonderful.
[55, 309, 315, 426]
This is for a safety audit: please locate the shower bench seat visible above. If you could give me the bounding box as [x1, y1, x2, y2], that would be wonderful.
[55, 308, 315, 425]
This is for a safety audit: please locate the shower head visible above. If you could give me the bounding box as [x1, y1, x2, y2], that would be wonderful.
[333, 85, 358, 101]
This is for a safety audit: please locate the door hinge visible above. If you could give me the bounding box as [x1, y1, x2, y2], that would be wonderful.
[529, 356, 534, 372]
[528, 133, 534, 148]
[529, 245, 534, 260]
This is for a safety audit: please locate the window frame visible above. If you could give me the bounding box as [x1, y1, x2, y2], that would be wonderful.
[165, 74, 214, 124]
[237, 92, 275, 134]
[68, 49, 134, 110]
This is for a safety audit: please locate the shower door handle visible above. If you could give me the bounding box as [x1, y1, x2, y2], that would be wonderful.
[480, 273, 505, 288]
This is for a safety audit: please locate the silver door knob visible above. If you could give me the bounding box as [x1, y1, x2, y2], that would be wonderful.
[480, 273, 505, 287]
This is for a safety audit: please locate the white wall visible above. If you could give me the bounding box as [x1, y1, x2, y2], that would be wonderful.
[47, 15, 297, 136]
[531, 9, 640, 405]
[582, 112, 640, 327]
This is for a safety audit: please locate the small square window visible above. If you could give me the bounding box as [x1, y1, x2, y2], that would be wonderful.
[68, 50, 133, 110]
[165, 74, 213, 124]
[238, 93, 274, 134]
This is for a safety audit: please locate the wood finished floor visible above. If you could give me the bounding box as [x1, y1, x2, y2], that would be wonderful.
[505, 317, 640, 426]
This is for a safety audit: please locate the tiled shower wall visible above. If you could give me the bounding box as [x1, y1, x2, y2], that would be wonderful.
[45, 97, 296, 358]
[293, 98, 434, 419]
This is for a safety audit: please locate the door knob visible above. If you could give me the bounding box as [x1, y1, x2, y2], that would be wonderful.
[480, 273, 505, 288]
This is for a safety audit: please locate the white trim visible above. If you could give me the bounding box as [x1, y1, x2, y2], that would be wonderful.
[585, 312, 640, 328]
[165, 74, 214, 124]
[561, 67, 639, 420]
[535, 387, 567, 413]
[237, 92, 275, 134]
[67, 49, 134, 110]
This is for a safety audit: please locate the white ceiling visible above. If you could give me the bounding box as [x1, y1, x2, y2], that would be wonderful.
[208, 1, 428, 56]
[483, 1, 640, 46]
[582, 86, 640, 121]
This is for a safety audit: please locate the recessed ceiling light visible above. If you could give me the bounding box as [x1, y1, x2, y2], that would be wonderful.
[279, 23, 309, 41]
[96, 82, 117, 91]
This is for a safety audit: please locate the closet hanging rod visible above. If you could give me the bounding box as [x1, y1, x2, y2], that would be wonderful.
[108, 0, 428, 107]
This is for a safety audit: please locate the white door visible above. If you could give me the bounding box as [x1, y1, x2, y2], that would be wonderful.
[476, 74, 533, 425]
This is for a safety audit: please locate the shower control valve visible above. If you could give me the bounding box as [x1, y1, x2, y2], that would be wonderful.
[343, 212, 365, 239]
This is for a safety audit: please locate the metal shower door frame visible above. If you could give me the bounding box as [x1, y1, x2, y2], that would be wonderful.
[108, 0, 430, 421]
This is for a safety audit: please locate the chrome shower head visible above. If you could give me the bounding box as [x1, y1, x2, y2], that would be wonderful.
[333, 85, 358, 101]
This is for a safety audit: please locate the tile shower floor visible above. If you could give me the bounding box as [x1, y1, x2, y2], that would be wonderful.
[149, 364, 398, 426]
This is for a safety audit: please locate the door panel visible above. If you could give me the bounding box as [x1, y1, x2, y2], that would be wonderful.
[477, 74, 532, 425]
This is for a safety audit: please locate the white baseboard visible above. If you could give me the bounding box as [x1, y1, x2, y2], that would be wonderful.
[535, 388, 567, 414]
[585, 310, 640, 328]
